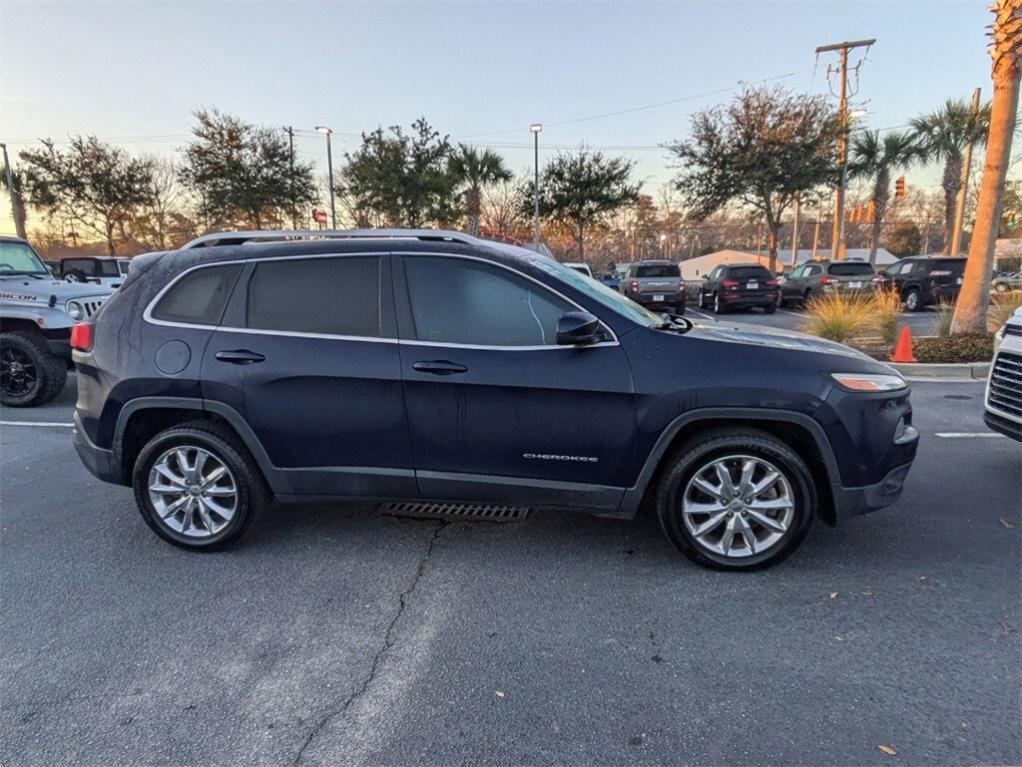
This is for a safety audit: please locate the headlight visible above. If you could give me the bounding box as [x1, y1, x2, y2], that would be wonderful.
[66, 301, 84, 321]
[831, 373, 907, 392]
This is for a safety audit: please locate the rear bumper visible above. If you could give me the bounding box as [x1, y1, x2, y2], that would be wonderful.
[633, 293, 685, 306]
[831, 461, 914, 522]
[71, 411, 121, 484]
[984, 409, 1022, 441]
[720, 293, 777, 307]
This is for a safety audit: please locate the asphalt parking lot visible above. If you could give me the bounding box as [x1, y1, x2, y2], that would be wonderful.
[685, 302, 942, 336]
[2, 376, 1019, 766]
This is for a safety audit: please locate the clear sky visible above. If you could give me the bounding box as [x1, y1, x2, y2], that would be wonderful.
[0, 0, 1002, 236]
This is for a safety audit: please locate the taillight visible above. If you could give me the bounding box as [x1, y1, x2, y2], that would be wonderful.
[628, 280, 639, 292]
[929, 270, 952, 277]
[721, 279, 739, 290]
[871, 275, 884, 283]
[677, 279, 685, 291]
[819, 276, 837, 285]
[765, 278, 778, 286]
[70, 323, 92, 351]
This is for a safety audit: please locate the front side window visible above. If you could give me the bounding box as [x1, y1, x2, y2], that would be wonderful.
[152, 264, 243, 325]
[246, 257, 384, 337]
[790, 265, 805, 278]
[404, 257, 575, 346]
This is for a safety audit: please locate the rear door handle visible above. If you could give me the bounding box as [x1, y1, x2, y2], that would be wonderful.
[215, 349, 266, 365]
[412, 360, 468, 375]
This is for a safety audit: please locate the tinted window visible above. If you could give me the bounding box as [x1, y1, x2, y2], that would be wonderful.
[930, 259, 966, 275]
[805, 265, 822, 276]
[789, 265, 805, 278]
[404, 257, 575, 346]
[829, 263, 874, 276]
[246, 257, 383, 337]
[98, 260, 121, 277]
[729, 266, 771, 279]
[152, 264, 242, 325]
[635, 264, 680, 278]
[63, 259, 92, 275]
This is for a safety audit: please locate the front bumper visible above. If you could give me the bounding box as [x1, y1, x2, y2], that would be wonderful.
[984, 409, 1022, 441]
[831, 461, 914, 522]
[71, 411, 120, 484]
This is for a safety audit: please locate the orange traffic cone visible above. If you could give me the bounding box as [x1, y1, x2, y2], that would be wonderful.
[890, 326, 917, 363]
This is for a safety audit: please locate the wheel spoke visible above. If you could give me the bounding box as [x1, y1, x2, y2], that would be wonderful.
[201, 465, 227, 488]
[749, 497, 793, 511]
[683, 501, 726, 515]
[153, 463, 187, 487]
[196, 501, 217, 533]
[691, 511, 729, 537]
[751, 470, 781, 497]
[738, 459, 756, 494]
[159, 495, 189, 519]
[193, 450, 208, 482]
[719, 516, 738, 555]
[692, 476, 725, 502]
[735, 515, 757, 554]
[714, 463, 735, 498]
[747, 508, 787, 534]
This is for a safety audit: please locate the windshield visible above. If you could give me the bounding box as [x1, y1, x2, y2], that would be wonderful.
[829, 263, 874, 276]
[531, 257, 664, 327]
[0, 241, 49, 275]
[636, 264, 680, 278]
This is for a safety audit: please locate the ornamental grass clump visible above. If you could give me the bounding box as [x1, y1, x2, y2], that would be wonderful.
[799, 291, 874, 343]
[870, 289, 903, 347]
[988, 292, 1022, 332]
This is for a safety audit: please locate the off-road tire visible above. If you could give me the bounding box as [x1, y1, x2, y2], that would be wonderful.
[132, 420, 268, 551]
[655, 427, 816, 571]
[0, 331, 67, 407]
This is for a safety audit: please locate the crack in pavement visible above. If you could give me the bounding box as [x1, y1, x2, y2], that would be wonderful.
[292, 519, 448, 766]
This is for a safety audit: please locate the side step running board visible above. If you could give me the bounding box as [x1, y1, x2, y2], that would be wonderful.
[379, 501, 530, 522]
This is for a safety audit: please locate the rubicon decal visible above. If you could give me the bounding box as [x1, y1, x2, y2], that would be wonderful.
[523, 453, 599, 463]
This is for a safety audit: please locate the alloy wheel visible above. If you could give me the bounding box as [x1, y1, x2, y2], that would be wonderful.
[148, 446, 238, 538]
[0, 346, 39, 398]
[680, 454, 794, 558]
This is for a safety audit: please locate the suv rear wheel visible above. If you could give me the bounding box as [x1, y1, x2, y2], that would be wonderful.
[903, 287, 922, 312]
[0, 331, 67, 407]
[712, 292, 726, 314]
[655, 428, 815, 570]
[132, 421, 267, 550]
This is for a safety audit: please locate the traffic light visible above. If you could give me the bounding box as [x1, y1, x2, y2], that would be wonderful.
[895, 176, 906, 199]
[1007, 212, 1018, 231]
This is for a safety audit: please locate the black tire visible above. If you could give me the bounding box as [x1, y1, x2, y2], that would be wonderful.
[655, 427, 816, 571]
[903, 287, 923, 312]
[698, 292, 707, 310]
[712, 292, 727, 314]
[763, 303, 777, 314]
[995, 282, 1009, 293]
[0, 331, 67, 407]
[673, 303, 686, 316]
[63, 270, 87, 283]
[132, 420, 268, 551]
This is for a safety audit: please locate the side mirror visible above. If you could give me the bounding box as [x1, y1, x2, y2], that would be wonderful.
[556, 311, 603, 346]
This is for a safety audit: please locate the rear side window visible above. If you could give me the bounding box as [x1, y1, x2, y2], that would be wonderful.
[930, 259, 966, 275]
[828, 263, 874, 276]
[151, 264, 242, 325]
[636, 264, 680, 278]
[404, 256, 574, 346]
[246, 257, 384, 337]
[729, 266, 771, 279]
[98, 261, 121, 277]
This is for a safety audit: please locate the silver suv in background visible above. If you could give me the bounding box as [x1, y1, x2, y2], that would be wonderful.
[0, 237, 112, 406]
[985, 306, 1022, 441]
[778, 259, 876, 307]
[621, 260, 685, 314]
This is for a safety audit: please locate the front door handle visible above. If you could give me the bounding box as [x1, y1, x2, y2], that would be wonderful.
[412, 360, 468, 376]
[215, 349, 266, 365]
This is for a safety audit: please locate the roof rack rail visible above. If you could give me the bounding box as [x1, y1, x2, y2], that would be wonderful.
[180, 229, 479, 250]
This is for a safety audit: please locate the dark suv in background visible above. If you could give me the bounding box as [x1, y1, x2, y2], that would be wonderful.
[778, 260, 875, 306]
[697, 263, 778, 314]
[873, 255, 967, 311]
[71, 230, 918, 570]
[621, 260, 685, 314]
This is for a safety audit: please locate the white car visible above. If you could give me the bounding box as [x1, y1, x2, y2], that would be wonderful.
[985, 306, 1022, 441]
[563, 262, 593, 278]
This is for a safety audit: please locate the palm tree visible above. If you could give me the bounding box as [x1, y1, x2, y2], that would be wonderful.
[952, 0, 1022, 335]
[849, 130, 919, 265]
[910, 98, 991, 253]
[449, 145, 513, 236]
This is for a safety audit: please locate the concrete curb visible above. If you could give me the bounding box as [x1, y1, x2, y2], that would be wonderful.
[889, 361, 990, 382]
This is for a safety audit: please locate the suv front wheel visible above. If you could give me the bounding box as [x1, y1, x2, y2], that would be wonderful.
[655, 428, 815, 570]
[132, 421, 267, 550]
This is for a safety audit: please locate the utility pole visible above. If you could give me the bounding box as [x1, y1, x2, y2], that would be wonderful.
[816, 38, 875, 260]
[950, 87, 982, 255]
[284, 126, 298, 229]
[0, 143, 26, 239]
[790, 196, 801, 269]
[530, 124, 542, 245]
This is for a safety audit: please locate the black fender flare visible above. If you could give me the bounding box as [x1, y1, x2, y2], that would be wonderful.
[618, 407, 840, 517]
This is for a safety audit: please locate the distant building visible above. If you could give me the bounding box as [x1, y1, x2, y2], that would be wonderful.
[679, 248, 898, 280]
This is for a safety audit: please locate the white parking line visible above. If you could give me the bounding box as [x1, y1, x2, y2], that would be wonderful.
[776, 308, 802, 317]
[0, 421, 73, 428]
[935, 432, 1007, 439]
[687, 308, 714, 320]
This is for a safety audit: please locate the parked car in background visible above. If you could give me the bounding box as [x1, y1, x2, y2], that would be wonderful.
[985, 306, 1022, 441]
[0, 237, 112, 406]
[564, 262, 593, 278]
[70, 229, 917, 570]
[778, 260, 875, 307]
[55, 256, 131, 289]
[992, 271, 1022, 293]
[697, 263, 778, 314]
[872, 256, 966, 311]
[621, 259, 685, 314]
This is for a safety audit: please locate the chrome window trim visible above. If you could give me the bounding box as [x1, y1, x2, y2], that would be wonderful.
[143, 250, 621, 350]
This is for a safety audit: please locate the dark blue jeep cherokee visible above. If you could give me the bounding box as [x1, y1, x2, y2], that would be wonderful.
[71, 230, 918, 570]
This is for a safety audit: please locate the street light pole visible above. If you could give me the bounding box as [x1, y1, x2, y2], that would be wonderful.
[315, 126, 336, 229]
[0, 143, 26, 239]
[530, 123, 542, 245]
